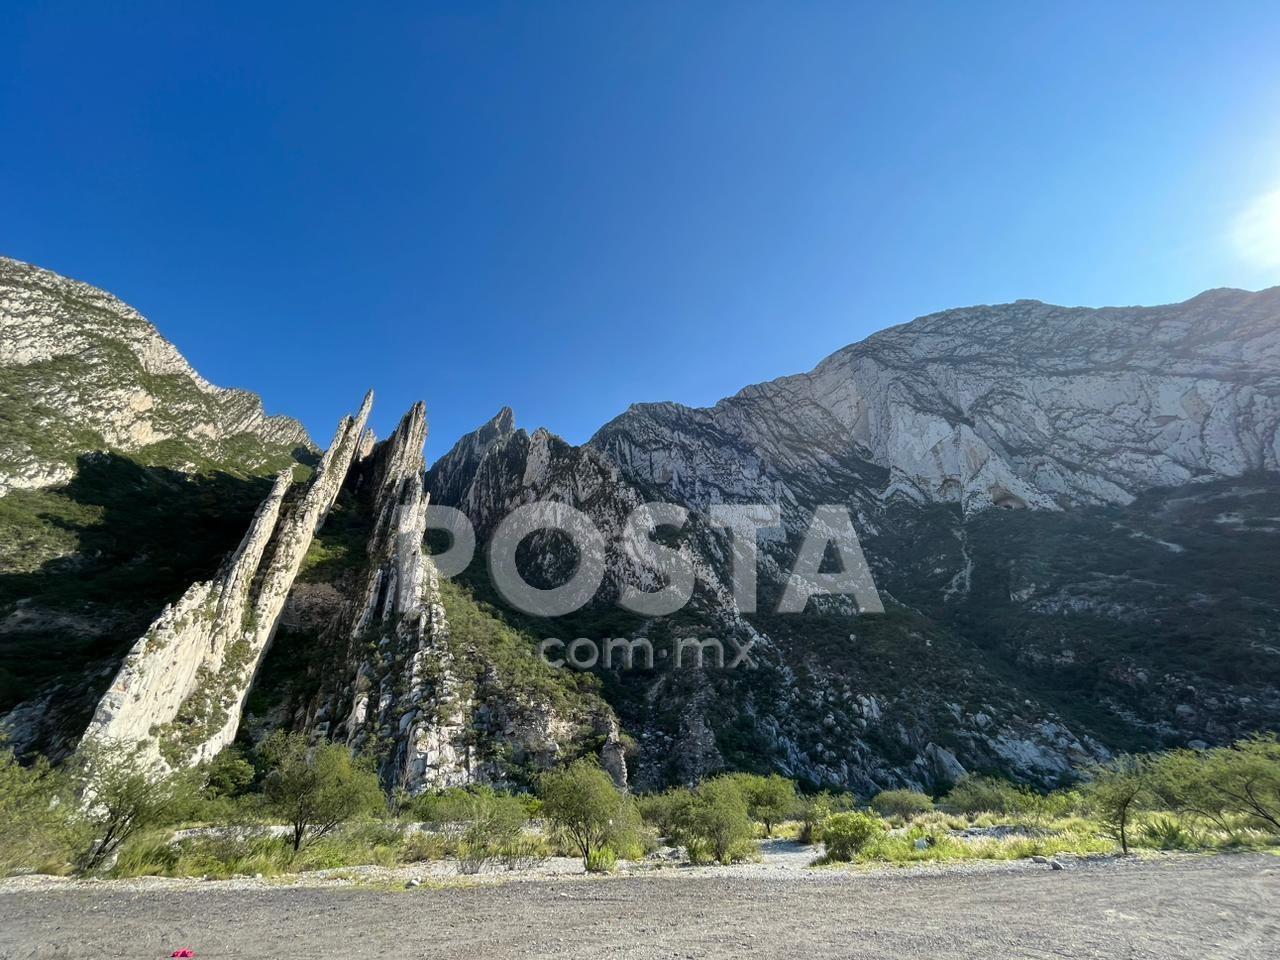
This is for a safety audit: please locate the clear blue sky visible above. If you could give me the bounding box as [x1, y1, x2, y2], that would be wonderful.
[4, 2, 1280, 459]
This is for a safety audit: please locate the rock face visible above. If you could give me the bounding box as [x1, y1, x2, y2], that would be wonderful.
[317, 403, 470, 790]
[426, 288, 1280, 791]
[80, 392, 373, 769]
[594, 289, 1280, 513]
[5, 260, 1279, 794]
[0, 256, 313, 495]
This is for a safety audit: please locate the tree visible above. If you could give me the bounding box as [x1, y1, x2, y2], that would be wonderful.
[796, 790, 857, 844]
[729, 773, 798, 836]
[871, 789, 934, 820]
[539, 759, 639, 871]
[1087, 755, 1151, 855]
[258, 733, 384, 852]
[74, 739, 184, 872]
[203, 747, 256, 798]
[636, 787, 697, 841]
[682, 777, 756, 863]
[1202, 736, 1280, 834]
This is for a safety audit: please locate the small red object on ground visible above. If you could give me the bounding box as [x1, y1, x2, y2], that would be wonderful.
[170, 950, 196, 958]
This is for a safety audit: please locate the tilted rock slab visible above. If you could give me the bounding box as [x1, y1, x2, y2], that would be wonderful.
[327, 402, 481, 791]
[80, 392, 373, 769]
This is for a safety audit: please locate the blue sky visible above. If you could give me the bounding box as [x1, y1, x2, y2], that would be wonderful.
[4, 2, 1280, 459]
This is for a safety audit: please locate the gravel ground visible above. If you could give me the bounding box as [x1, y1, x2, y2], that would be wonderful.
[0, 851, 1276, 959]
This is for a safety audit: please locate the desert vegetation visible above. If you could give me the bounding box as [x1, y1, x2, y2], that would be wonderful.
[1, 735, 1278, 881]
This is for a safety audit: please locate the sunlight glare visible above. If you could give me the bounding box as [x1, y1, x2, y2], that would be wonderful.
[1232, 186, 1280, 270]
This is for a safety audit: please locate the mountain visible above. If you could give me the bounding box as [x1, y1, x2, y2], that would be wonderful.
[0, 257, 316, 746]
[0, 258, 621, 785]
[2, 259, 1278, 796]
[428, 289, 1280, 790]
[594, 290, 1280, 513]
[0, 257, 314, 495]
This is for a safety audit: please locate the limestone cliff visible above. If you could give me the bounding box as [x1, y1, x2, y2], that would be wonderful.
[80, 392, 372, 769]
[0, 256, 314, 495]
[5, 259, 1278, 794]
[427, 288, 1280, 791]
[594, 288, 1280, 513]
[301, 404, 628, 791]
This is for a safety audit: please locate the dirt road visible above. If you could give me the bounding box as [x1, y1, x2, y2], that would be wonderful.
[1, 854, 1276, 959]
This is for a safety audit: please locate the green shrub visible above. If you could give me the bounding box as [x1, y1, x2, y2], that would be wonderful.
[943, 775, 1034, 816]
[203, 748, 256, 798]
[870, 789, 934, 820]
[258, 733, 386, 852]
[111, 828, 290, 879]
[820, 811, 886, 862]
[110, 830, 183, 877]
[497, 835, 550, 871]
[539, 759, 640, 869]
[585, 847, 618, 873]
[74, 739, 192, 873]
[399, 829, 447, 863]
[1138, 815, 1199, 850]
[726, 773, 798, 836]
[1150, 736, 1280, 835]
[0, 747, 79, 875]
[1085, 755, 1153, 855]
[672, 777, 757, 864]
[454, 791, 530, 873]
[795, 790, 859, 844]
[637, 787, 697, 841]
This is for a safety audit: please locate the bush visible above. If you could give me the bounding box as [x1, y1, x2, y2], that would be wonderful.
[585, 847, 618, 873]
[203, 748, 256, 798]
[539, 759, 640, 870]
[456, 789, 530, 873]
[258, 733, 385, 852]
[726, 773, 798, 836]
[943, 775, 1034, 816]
[399, 829, 447, 863]
[74, 739, 191, 873]
[1196, 737, 1277, 834]
[820, 811, 885, 862]
[0, 747, 78, 875]
[871, 789, 934, 820]
[672, 777, 757, 864]
[637, 787, 697, 841]
[1138, 815, 1199, 850]
[796, 790, 858, 844]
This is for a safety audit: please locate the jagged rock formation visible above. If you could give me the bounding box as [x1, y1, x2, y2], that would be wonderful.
[428, 288, 1280, 791]
[0, 256, 314, 495]
[313, 402, 469, 790]
[80, 393, 372, 769]
[300, 405, 628, 791]
[4, 259, 1278, 794]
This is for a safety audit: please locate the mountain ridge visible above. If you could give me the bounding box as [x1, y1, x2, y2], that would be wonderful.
[3, 260, 1278, 795]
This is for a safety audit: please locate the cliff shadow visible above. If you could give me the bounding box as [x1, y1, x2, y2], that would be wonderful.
[0, 452, 280, 715]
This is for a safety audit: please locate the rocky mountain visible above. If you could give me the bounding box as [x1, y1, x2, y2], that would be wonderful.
[595, 289, 1280, 514]
[428, 288, 1280, 791]
[0, 257, 314, 495]
[2, 259, 1278, 797]
[0, 259, 622, 787]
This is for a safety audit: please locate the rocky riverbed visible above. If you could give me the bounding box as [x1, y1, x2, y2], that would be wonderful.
[1, 851, 1276, 959]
